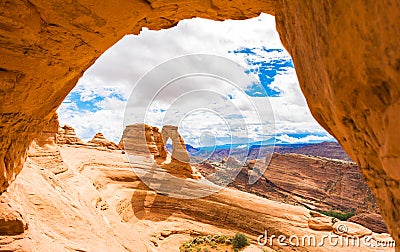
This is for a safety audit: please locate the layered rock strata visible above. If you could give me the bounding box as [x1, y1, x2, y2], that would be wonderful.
[57, 125, 84, 145]
[195, 153, 380, 214]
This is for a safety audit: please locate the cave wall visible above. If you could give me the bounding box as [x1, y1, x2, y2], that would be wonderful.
[275, 0, 400, 242]
[1, 0, 399, 247]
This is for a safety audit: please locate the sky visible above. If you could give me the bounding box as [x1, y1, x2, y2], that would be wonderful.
[57, 13, 335, 147]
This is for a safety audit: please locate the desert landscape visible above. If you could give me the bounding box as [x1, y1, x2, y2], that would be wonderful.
[0, 114, 395, 251]
[1, 0, 400, 251]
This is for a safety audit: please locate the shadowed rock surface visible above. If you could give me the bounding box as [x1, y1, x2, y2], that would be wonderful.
[28, 113, 68, 175]
[275, 1, 400, 242]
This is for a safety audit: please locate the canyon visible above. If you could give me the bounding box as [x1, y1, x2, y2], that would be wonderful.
[1, 0, 400, 249]
[0, 122, 395, 251]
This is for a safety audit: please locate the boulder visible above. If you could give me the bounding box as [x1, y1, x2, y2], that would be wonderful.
[308, 216, 333, 231]
[0, 196, 28, 235]
[247, 159, 256, 169]
[57, 125, 84, 145]
[333, 221, 372, 237]
[88, 133, 119, 150]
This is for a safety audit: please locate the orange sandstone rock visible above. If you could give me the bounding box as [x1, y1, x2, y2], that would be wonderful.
[121, 124, 165, 156]
[88, 133, 119, 150]
[275, 0, 400, 244]
[57, 125, 84, 145]
[0, 0, 399, 247]
[28, 113, 68, 175]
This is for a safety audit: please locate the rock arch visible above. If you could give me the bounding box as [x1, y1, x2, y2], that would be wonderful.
[161, 125, 190, 163]
[1, 0, 399, 246]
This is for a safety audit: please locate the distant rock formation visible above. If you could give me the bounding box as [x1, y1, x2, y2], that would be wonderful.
[161, 125, 189, 162]
[88, 133, 119, 150]
[121, 124, 200, 179]
[275, 141, 352, 161]
[159, 125, 201, 179]
[28, 114, 68, 175]
[195, 152, 379, 214]
[57, 125, 120, 151]
[120, 124, 166, 156]
[57, 125, 84, 145]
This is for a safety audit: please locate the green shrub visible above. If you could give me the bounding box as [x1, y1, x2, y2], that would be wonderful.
[318, 210, 355, 221]
[180, 233, 250, 252]
[232, 233, 250, 249]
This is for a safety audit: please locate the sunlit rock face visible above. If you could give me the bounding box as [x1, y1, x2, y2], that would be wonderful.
[121, 124, 199, 179]
[0, 0, 400, 247]
[275, 0, 400, 244]
[120, 124, 165, 156]
[87, 133, 119, 150]
[57, 125, 84, 145]
[161, 125, 190, 163]
[160, 125, 201, 179]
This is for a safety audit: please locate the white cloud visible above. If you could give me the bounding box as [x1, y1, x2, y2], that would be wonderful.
[58, 106, 125, 143]
[276, 134, 335, 144]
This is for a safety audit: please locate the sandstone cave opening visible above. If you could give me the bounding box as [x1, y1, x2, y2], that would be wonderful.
[1, 1, 399, 249]
[54, 13, 386, 235]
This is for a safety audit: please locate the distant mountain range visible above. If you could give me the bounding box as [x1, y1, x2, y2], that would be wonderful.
[274, 141, 352, 161]
[166, 139, 352, 162]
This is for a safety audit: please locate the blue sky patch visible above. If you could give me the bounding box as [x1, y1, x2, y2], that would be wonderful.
[62, 88, 126, 113]
[230, 47, 294, 97]
[65, 92, 103, 112]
